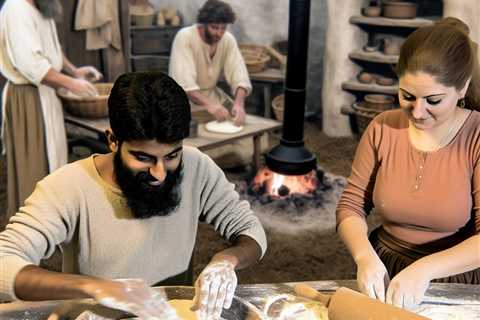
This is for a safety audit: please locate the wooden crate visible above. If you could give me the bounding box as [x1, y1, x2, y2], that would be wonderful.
[131, 25, 181, 55]
[131, 55, 170, 73]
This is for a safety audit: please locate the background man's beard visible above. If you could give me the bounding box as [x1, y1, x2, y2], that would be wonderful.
[204, 29, 220, 45]
[113, 153, 183, 219]
[35, 0, 63, 22]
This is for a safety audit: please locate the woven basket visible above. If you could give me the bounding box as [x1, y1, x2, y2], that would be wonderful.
[58, 83, 113, 118]
[239, 44, 271, 73]
[352, 102, 383, 136]
[271, 94, 284, 122]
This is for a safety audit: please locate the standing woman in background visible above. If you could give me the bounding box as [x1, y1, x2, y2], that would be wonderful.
[0, 0, 101, 220]
[336, 17, 480, 309]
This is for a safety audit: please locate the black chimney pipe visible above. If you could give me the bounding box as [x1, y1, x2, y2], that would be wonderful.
[265, 0, 316, 176]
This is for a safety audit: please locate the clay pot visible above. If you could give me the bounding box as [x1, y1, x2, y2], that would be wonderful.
[363, 6, 382, 17]
[364, 94, 395, 111]
[383, 1, 418, 19]
[363, 41, 381, 52]
[376, 76, 396, 86]
[383, 37, 404, 56]
[358, 72, 374, 84]
[130, 3, 155, 26]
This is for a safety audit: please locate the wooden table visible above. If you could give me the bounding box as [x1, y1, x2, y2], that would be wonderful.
[237, 280, 480, 319]
[1, 280, 478, 319]
[249, 68, 284, 118]
[65, 113, 281, 172]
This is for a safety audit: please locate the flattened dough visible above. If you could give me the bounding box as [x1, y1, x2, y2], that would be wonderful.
[205, 120, 244, 134]
[168, 299, 198, 320]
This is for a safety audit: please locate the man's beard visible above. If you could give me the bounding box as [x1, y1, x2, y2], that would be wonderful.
[204, 28, 221, 45]
[113, 152, 183, 219]
[35, 0, 63, 22]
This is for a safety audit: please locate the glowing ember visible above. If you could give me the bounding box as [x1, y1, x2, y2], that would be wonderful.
[252, 168, 317, 197]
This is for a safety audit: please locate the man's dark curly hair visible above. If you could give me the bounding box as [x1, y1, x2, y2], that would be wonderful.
[108, 72, 191, 143]
[197, 0, 236, 24]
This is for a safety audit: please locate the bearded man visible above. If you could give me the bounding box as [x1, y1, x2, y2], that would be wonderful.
[169, 0, 268, 169]
[0, 72, 267, 320]
[0, 0, 102, 220]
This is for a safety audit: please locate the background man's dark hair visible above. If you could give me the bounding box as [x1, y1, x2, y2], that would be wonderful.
[108, 72, 191, 143]
[197, 0, 236, 24]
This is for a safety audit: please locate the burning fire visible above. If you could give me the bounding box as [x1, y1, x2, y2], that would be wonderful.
[252, 168, 317, 197]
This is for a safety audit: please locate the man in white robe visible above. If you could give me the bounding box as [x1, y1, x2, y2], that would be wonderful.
[0, 0, 102, 219]
[169, 0, 268, 169]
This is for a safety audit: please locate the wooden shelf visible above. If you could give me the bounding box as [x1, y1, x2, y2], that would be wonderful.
[350, 15, 436, 28]
[342, 79, 398, 95]
[349, 49, 398, 64]
[130, 25, 182, 31]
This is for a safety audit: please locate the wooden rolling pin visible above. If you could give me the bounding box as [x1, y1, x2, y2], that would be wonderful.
[294, 284, 429, 320]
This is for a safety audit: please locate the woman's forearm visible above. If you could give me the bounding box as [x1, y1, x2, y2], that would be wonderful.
[413, 234, 480, 280]
[338, 215, 377, 263]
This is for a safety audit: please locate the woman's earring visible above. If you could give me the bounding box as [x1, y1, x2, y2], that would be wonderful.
[458, 98, 466, 108]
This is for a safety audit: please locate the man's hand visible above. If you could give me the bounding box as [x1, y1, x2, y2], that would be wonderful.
[75, 66, 103, 83]
[192, 260, 237, 320]
[386, 263, 431, 309]
[85, 278, 179, 320]
[231, 102, 246, 126]
[206, 102, 230, 122]
[67, 78, 99, 97]
[356, 253, 390, 303]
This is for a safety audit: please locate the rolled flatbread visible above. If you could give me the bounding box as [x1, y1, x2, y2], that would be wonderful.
[205, 120, 244, 134]
[168, 299, 198, 320]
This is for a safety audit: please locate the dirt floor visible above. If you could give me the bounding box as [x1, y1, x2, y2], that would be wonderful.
[0, 117, 364, 285]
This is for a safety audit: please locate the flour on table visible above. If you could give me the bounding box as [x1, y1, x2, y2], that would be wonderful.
[205, 120, 244, 134]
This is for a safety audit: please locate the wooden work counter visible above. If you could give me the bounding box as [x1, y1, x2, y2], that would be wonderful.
[0, 280, 478, 319]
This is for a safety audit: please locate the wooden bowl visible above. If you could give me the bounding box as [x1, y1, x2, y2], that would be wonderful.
[58, 83, 113, 118]
[364, 94, 395, 111]
[383, 1, 417, 19]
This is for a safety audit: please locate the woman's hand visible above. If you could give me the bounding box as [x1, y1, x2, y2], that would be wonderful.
[75, 66, 103, 82]
[356, 253, 390, 302]
[386, 263, 431, 309]
[192, 260, 237, 320]
[84, 278, 179, 320]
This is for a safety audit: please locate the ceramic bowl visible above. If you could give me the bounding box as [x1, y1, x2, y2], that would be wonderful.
[383, 1, 418, 19]
[363, 6, 382, 17]
[376, 76, 396, 86]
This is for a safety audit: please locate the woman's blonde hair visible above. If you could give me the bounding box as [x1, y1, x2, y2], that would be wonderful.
[396, 17, 480, 110]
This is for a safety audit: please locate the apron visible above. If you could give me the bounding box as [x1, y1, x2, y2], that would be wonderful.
[38, 83, 68, 172]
